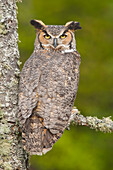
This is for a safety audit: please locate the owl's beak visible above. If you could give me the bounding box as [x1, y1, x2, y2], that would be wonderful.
[53, 38, 58, 48]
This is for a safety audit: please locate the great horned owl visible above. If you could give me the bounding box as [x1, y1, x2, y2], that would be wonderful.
[18, 20, 81, 155]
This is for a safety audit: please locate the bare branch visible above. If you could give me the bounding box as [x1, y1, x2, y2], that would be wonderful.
[70, 107, 113, 133]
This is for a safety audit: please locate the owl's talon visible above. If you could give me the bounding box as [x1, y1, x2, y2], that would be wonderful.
[66, 126, 70, 130]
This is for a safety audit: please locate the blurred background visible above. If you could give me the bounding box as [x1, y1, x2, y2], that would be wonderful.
[18, 0, 113, 169]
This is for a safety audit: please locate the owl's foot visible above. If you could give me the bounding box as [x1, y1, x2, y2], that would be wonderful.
[66, 107, 80, 129]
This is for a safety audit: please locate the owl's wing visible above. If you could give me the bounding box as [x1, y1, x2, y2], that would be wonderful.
[18, 55, 41, 125]
[18, 51, 81, 155]
[34, 51, 81, 134]
[73, 50, 81, 61]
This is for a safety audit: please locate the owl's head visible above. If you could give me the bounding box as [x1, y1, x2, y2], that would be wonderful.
[31, 20, 81, 52]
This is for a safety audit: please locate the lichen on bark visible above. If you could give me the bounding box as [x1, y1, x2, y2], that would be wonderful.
[71, 107, 113, 133]
[0, 0, 28, 169]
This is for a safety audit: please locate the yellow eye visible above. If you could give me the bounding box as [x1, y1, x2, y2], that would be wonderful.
[44, 34, 51, 40]
[60, 34, 67, 39]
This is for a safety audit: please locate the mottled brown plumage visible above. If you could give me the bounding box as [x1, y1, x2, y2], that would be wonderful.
[18, 20, 81, 155]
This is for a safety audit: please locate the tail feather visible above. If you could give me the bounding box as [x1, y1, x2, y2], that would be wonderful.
[22, 114, 63, 155]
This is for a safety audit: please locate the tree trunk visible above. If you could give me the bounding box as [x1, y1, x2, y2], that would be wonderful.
[0, 0, 29, 169]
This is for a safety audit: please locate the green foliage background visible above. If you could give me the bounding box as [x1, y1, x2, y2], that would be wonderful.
[18, 0, 113, 169]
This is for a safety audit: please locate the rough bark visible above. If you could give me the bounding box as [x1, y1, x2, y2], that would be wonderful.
[70, 108, 113, 133]
[0, 0, 28, 169]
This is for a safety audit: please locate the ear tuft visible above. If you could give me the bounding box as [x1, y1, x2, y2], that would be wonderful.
[30, 20, 46, 30]
[65, 21, 82, 31]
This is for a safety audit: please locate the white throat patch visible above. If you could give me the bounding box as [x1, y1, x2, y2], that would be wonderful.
[62, 49, 75, 54]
